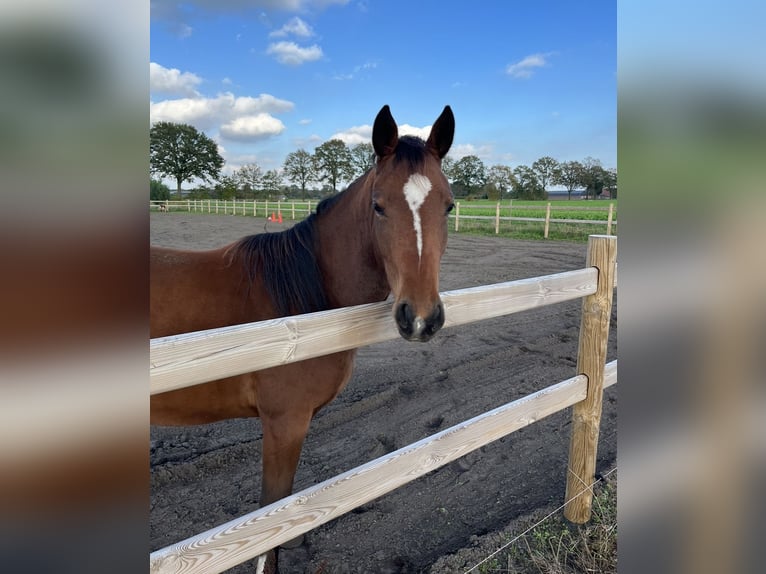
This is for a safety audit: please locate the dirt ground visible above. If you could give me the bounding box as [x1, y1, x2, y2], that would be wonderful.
[150, 212, 617, 573]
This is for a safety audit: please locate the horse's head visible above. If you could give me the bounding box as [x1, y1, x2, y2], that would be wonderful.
[370, 105, 455, 342]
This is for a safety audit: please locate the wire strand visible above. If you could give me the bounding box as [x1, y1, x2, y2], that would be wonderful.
[462, 466, 617, 574]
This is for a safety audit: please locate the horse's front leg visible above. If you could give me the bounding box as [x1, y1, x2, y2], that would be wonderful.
[257, 408, 313, 573]
[260, 409, 313, 506]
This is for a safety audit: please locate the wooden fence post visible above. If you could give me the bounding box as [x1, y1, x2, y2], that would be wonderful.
[564, 234, 617, 523]
[292, 201, 296, 220]
[544, 202, 551, 239]
[606, 203, 614, 235]
[508, 199, 512, 232]
[495, 202, 500, 234]
[455, 202, 460, 232]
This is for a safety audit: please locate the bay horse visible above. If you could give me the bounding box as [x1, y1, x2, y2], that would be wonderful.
[150, 105, 455, 569]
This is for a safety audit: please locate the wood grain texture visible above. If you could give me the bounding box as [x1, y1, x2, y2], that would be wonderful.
[150, 374, 590, 574]
[564, 235, 617, 523]
[150, 268, 598, 395]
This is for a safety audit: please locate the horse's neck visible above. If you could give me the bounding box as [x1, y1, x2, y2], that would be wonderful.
[315, 174, 390, 308]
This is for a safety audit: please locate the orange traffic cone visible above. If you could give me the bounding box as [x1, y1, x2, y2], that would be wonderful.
[278, 212, 283, 223]
[271, 212, 276, 221]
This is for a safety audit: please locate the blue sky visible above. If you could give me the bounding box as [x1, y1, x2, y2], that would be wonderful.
[150, 1, 615, 181]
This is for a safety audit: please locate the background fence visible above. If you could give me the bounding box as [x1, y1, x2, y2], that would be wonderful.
[149, 235, 617, 574]
[150, 199, 617, 241]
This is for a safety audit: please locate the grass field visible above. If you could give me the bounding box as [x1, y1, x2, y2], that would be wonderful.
[449, 199, 617, 242]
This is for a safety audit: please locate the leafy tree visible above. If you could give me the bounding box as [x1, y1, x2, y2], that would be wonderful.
[531, 156, 560, 193]
[604, 167, 617, 198]
[580, 157, 605, 199]
[349, 142, 375, 179]
[234, 163, 263, 199]
[213, 175, 238, 201]
[555, 160, 584, 200]
[283, 149, 317, 198]
[150, 178, 171, 201]
[150, 122, 224, 197]
[512, 165, 547, 200]
[313, 139, 353, 193]
[450, 155, 486, 198]
[486, 165, 517, 197]
[441, 156, 455, 182]
[260, 169, 283, 199]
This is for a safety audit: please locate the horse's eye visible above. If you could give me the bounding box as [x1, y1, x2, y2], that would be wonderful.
[446, 202, 455, 214]
[373, 201, 385, 216]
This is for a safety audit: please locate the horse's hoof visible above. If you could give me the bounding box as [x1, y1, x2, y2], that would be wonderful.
[280, 533, 305, 549]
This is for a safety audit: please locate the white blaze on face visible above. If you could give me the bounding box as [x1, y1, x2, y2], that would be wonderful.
[402, 173, 432, 260]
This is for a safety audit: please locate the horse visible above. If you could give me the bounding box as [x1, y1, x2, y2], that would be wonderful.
[150, 105, 455, 571]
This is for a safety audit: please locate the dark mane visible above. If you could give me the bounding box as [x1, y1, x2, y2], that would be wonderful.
[229, 215, 328, 317]
[394, 135, 427, 171]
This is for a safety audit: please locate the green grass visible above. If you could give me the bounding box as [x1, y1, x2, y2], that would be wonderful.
[476, 472, 617, 574]
[449, 199, 617, 241]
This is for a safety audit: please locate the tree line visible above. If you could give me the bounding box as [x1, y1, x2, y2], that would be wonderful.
[150, 121, 616, 202]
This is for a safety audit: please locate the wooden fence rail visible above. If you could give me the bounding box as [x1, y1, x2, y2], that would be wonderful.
[150, 235, 617, 574]
[151, 267, 598, 394]
[150, 362, 616, 574]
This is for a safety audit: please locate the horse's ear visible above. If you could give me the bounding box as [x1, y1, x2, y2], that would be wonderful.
[426, 105, 455, 159]
[372, 105, 398, 159]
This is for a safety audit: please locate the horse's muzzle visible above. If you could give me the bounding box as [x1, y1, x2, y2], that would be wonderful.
[394, 300, 445, 342]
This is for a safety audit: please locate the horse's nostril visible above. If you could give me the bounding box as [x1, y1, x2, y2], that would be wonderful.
[395, 302, 414, 332]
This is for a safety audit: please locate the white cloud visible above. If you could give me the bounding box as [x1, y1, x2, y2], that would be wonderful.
[150, 92, 294, 133]
[333, 61, 378, 81]
[298, 118, 312, 125]
[330, 124, 371, 145]
[267, 41, 323, 65]
[449, 143, 495, 162]
[150, 63, 202, 97]
[220, 114, 286, 141]
[270, 16, 314, 38]
[330, 122, 432, 146]
[505, 52, 554, 79]
[398, 123, 431, 140]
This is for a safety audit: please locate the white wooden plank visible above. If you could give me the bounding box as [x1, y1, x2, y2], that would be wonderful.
[150, 268, 597, 395]
[604, 360, 617, 388]
[150, 374, 588, 574]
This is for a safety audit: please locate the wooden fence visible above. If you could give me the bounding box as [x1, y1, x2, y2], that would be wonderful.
[452, 201, 617, 237]
[150, 199, 617, 238]
[149, 235, 617, 574]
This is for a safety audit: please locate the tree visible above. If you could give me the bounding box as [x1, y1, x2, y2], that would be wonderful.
[283, 149, 317, 199]
[233, 163, 263, 199]
[604, 168, 617, 198]
[486, 165, 517, 197]
[555, 160, 584, 200]
[450, 155, 486, 198]
[441, 156, 455, 182]
[313, 139, 354, 193]
[580, 157, 605, 199]
[349, 142, 375, 179]
[260, 169, 283, 199]
[212, 175, 238, 201]
[150, 122, 224, 197]
[150, 178, 171, 201]
[512, 165, 546, 200]
[531, 156, 560, 193]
